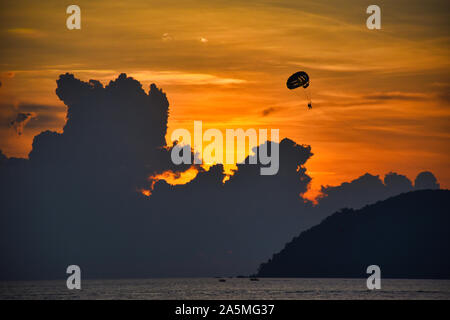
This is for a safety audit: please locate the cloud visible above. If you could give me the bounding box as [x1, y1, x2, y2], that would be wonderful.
[261, 107, 280, 117]
[200, 37, 208, 43]
[0, 72, 13, 89]
[0, 73, 315, 279]
[0, 72, 15, 79]
[313, 90, 433, 109]
[0, 150, 6, 164]
[0, 73, 441, 280]
[433, 87, 450, 103]
[415, 171, 440, 190]
[297, 62, 382, 73]
[3, 104, 66, 133]
[316, 171, 440, 218]
[384, 172, 413, 194]
[9, 112, 36, 135]
[128, 70, 246, 85]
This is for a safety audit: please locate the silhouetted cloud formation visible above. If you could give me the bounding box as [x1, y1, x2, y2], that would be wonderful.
[315, 171, 439, 219]
[384, 172, 413, 193]
[2, 103, 65, 136]
[0, 73, 442, 280]
[415, 171, 440, 190]
[9, 112, 35, 135]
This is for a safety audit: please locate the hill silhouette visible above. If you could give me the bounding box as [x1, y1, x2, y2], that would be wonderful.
[256, 189, 450, 279]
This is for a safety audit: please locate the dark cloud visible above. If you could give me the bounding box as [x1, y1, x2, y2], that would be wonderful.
[315, 170, 440, 220]
[0, 149, 6, 165]
[316, 173, 388, 216]
[0, 73, 441, 280]
[9, 112, 36, 135]
[25, 113, 63, 129]
[1, 103, 65, 135]
[15, 103, 67, 130]
[415, 171, 440, 190]
[144, 138, 314, 276]
[384, 172, 413, 194]
[434, 88, 450, 103]
[261, 107, 280, 117]
[18, 103, 66, 113]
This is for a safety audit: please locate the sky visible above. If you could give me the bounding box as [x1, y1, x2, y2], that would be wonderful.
[0, 0, 449, 198]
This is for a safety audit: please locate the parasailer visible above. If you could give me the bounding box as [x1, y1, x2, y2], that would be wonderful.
[286, 71, 312, 109]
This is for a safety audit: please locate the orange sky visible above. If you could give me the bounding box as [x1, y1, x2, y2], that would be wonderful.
[0, 0, 449, 198]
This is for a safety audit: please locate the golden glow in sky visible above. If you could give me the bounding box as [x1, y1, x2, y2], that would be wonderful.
[0, 0, 449, 197]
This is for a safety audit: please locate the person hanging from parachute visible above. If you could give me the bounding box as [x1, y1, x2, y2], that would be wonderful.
[286, 71, 312, 109]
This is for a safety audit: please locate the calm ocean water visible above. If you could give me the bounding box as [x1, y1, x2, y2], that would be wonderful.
[1, 278, 449, 300]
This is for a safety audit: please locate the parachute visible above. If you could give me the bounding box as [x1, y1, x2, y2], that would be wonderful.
[286, 71, 312, 109]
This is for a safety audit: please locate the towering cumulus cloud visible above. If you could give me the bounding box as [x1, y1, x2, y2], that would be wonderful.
[0, 74, 441, 280]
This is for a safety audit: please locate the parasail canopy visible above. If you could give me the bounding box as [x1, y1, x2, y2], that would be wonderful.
[286, 71, 310, 90]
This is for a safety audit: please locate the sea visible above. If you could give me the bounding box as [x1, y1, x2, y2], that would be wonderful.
[1, 278, 449, 300]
